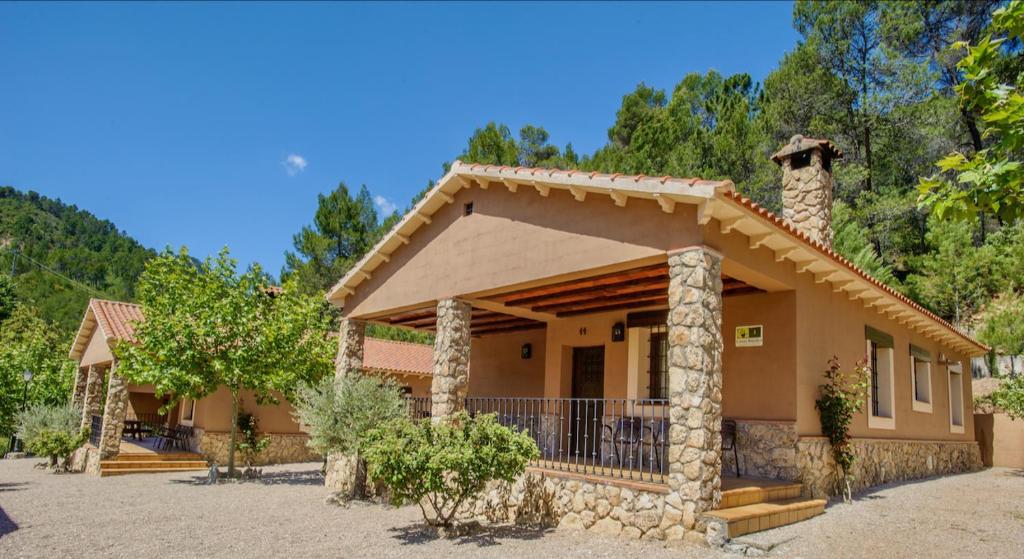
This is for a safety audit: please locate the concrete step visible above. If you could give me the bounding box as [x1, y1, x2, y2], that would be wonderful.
[99, 466, 209, 477]
[703, 497, 826, 539]
[719, 481, 803, 508]
[100, 460, 208, 470]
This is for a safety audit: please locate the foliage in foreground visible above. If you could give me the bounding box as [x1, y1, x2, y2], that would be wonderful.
[292, 374, 407, 498]
[116, 247, 335, 476]
[815, 357, 870, 503]
[985, 375, 1024, 420]
[363, 412, 539, 528]
[16, 403, 87, 470]
[235, 411, 271, 468]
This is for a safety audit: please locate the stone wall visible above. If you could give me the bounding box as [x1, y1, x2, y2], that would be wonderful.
[460, 470, 703, 542]
[796, 437, 982, 498]
[335, 318, 366, 378]
[197, 430, 321, 466]
[80, 365, 104, 432]
[430, 298, 471, 418]
[98, 368, 129, 459]
[69, 444, 101, 475]
[722, 420, 799, 481]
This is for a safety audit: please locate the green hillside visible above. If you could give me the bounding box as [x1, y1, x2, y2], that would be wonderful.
[0, 186, 155, 336]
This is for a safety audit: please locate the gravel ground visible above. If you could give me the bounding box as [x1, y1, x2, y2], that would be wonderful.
[0, 458, 1021, 558]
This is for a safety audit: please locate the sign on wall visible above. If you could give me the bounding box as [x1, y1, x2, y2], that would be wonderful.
[735, 325, 763, 347]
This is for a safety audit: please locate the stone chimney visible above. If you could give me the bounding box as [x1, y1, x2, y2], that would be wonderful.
[771, 135, 843, 248]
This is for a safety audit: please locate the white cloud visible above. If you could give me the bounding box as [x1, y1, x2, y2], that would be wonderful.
[374, 195, 397, 216]
[283, 153, 308, 176]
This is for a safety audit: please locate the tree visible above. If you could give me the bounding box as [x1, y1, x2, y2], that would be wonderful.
[832, 201, 900, 287]
[906, 218, 1001, 327]
[292, 374, 407, 499]
[282, 183, 381, 295]
[16, 403, 86, 471]
[979, 292, 1024, 374]
[458, 122, 571, 169]
[116, 247, 335, 476]
[0, 273, 15, 323]
[919, 0, 1024, 221]
[0, 305, 76, 441]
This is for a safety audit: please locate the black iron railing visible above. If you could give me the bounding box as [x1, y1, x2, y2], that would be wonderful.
[463, 397, 669, 483]
[127, 412, 168, 429]
[89, 414, 103, 447]
[404, 396, 432, 420]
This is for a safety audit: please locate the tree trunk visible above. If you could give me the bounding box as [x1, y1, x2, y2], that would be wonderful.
[352, 452, 367, 500]
[227, 389, 239, 477]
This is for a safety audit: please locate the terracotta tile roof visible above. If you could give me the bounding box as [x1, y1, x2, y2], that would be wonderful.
[91, 299, 144, 343]
[719, 190, 986, 352]
[459, 162, 715, 188]
[362, 337, 433, 376]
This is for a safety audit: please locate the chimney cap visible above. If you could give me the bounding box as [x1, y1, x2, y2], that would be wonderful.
[771, 135, 843, 165]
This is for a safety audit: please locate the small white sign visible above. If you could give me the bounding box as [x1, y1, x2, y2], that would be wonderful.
[735, 325, 763, 347]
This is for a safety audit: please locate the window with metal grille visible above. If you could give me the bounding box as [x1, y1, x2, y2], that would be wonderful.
[648, 325, 668, 399]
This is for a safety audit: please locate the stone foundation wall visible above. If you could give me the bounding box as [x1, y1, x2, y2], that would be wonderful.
[69, 444, 101, 475]
[722, 420, 799, 481]
[797, 437, 982, 498]
[460, 470, 701, 542]
[197, 431, 321, 466]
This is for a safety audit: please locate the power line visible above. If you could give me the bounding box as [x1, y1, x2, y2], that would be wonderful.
[0, 245, 108, 299]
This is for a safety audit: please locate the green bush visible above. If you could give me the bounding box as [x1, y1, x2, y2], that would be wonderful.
[292, 374, 407, 497]
[363, 411, 540, 528]
[16, 403, 87, 470]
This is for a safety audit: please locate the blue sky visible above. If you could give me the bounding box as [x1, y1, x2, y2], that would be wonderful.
[0, 1, 799, 277]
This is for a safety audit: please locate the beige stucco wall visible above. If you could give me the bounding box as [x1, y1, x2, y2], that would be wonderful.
[468, 329, 548, 397]
[975, 412, 1024, 468]
[79, 327, 114, 367]
[342, 186, 700, 319]
[193, 388, 305, 434]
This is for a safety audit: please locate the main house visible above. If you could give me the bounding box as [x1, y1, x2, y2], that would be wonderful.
[67, 298, 431, 475]
[326, 136, 986, 543]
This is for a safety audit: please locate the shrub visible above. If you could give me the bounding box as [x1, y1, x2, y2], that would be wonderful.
[235, 411, 270, 468]
[292, 374, 407, 497]
[16, 403, 87, 470]
[815, 356, 869, 502]
[363, 411, 540, 528]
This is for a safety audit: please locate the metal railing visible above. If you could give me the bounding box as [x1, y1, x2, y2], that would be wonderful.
[127, 412, 168, 428]
[404, 396, 432, 420]
[89, 415, 103, 447]
[463, 397, 669, 484]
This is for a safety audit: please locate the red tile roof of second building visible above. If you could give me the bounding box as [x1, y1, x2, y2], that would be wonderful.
[91, 299, 144, 343]
[362, 338, 433, 376]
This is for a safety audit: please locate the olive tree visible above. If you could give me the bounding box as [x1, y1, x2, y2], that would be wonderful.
[116, 247, 335, 476]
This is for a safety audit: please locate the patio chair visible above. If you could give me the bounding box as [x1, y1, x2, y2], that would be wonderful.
[722, 419, 741, 477]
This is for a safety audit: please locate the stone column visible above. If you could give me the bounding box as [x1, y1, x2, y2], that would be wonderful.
[98, 362, 129, 459]
[430, 298, 472, 418]
[665, 246, 724, 534]
[71, 366, 89, 410]
[334, 318, 366, 379]
[80, 365, 104, 432]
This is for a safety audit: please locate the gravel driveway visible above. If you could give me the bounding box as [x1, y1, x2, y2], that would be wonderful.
[1, 458, 1021, 558]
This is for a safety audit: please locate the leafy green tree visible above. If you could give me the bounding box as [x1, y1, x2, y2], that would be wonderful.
[906, 218, 1002, 326]
[282, 183, 381, 295]
[919, 0, 1024, 221]
[459, 122, 571, 168]
[0, 273, 15, 323]
[0, 305, 76, 440]
[832, 201, 900, 287]
[979, 292, 1024, 374]
[363, 412, 539, 529]
[116, 247, 335, 476]
[292, 374, 407, 499]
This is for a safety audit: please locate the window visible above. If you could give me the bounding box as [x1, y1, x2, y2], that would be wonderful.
[180, 398, 196, 425]
[910, 345, 932, 413]
[464, 202, 474, 216]
[949, 363, 965, 434]
[648, 327, 668, 399]
[866, 326, 896, 430]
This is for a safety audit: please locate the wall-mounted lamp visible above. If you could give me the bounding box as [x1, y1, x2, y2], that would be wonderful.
[612, 322, 625, 342]
[521, 343, 532, 359]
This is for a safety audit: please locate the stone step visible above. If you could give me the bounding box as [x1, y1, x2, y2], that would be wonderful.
[99, 466, 209, 477]
[702, 497, 826, 539]
[100, 460, 208, 470]
[719, 481, 802, 508]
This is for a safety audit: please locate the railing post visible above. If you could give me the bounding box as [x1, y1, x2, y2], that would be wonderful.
[666, 246, 724, 534]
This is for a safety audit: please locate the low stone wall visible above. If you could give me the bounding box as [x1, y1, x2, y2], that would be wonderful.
[797, 437, 982, 498]
[459, 469, 702, 542]
[197, 431, 321, 466]
[722, 420, 799, 480]
[69, 444, 101, 475]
